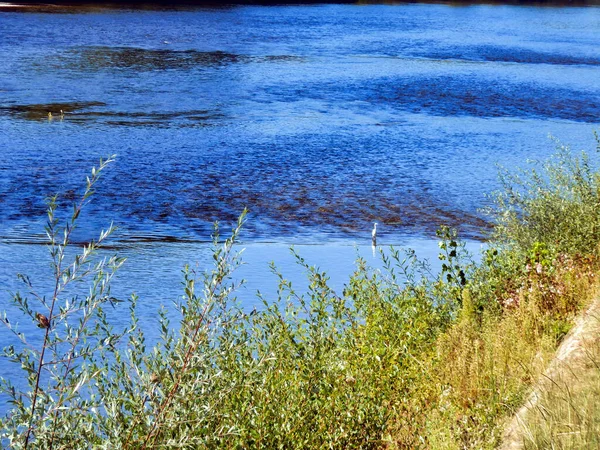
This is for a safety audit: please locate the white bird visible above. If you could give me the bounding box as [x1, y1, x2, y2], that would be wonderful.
[372, 222, 378, 246]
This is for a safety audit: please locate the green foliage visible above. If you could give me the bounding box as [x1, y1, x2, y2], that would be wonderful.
[0, 156, 130, 449]
[0, 164, 468, 448]
[492, 135, 600, 259]
[2, 135, 600, 448]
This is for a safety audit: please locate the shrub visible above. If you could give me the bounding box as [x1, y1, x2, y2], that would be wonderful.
[492, 136, 600, 259]
[2, 135, 600, 449]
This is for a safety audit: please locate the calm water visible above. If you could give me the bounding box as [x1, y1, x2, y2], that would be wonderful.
[0, 2, 599, 409]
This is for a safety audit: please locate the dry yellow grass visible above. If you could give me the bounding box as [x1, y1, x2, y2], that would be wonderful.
[501, 290, 600, 449]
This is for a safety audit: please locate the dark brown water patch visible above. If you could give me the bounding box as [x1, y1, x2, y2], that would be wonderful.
[1, 102, 225, 126]
[1, 101, 106, 121]
[72, 109, 226, 127]
[53, 47, 303, 72]
[407, 45, 600, 67]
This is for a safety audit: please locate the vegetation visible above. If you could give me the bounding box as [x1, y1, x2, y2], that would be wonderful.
[1, 136, 600, 449]
[518, 308, 600, 450]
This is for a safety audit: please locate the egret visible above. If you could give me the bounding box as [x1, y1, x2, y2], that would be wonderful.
[372, 222, 378, 246]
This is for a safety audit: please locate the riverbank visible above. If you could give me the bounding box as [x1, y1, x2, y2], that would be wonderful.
[4, 0, 600, 5]
[2, 0, 600, 13]
[2, 139, 600, 447]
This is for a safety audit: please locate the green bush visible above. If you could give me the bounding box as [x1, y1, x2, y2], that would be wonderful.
[492, 136, 600, 259]
[2, 135, 600, 449]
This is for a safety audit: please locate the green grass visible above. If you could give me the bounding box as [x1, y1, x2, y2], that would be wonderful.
[1, 135, 600, 449]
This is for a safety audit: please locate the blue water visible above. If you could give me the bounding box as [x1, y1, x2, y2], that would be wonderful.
[1, 3, 598, 244]
[0, 2, 599, 412]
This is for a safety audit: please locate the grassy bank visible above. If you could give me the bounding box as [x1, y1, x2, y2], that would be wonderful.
[2, 136, 600, 449]
[504, 297, 600, 450]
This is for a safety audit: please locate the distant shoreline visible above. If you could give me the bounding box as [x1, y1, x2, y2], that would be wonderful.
[1, 0, 599, 9]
